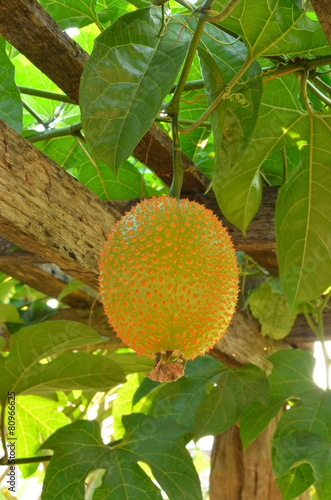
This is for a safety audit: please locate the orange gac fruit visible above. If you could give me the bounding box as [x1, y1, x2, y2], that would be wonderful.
[99, 196, 239, 382]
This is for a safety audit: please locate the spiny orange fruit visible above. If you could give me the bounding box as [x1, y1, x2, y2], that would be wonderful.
[99, 196, 239, 382]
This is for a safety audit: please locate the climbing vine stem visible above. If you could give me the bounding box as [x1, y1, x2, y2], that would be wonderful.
[0, 403, 8, 464]
[169, 114, 184, 199]
[301, 70, 314, 115]
[165, 2, 213, 116]
[178, 55, 252, 135]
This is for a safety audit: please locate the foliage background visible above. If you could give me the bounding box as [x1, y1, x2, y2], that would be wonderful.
[0, 0, 331, 498]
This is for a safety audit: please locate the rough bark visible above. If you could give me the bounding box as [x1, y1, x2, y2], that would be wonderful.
[210, 309, 289, 373]
[210, 419, 311, 500]
[310, 0, 331, 47]
[0, 238, 99, 309]
[0, 0, 88, 103]
[0, 120, 121, 289]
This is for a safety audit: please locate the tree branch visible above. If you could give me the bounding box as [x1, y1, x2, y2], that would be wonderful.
[310, 0, 331, 48]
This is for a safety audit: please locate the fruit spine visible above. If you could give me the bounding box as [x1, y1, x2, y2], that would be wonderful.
[99, 197, 239, 382]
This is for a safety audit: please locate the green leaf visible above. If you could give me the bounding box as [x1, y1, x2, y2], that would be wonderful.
[275, 389, 331, 442]
[0, 320, 125, 404]
[0, 303, 23, 324]
[9, 395, 69, 478]
[275, 465, 315, 500]
[41, 415, 202, 499]
[273, 431, 331, 500]
[261, 147, 301, 186]
[199, 24, 263, 172]
[213, 70, 331, 306]
[248, 281, 299, 339]
[0, 37, 22, 132]
[240, 349, 316, 449]
[107, 352, 154, 375]
[38, 0, 99, 29]
[149, 356, 225, 432]
[112, 372, 150, 439]
[211, 0, 330, 57]
[194, 364, 269, 439]
[132, 378, 162, 409]
[271, 389, 331, 497]
[72, 24, 101, 54]
[275, 113, 331, 307]
[96, 0, 136, 26]
[57, 279, 85, 301]
[198, 47, 227, 184]
[80, 7, 192, 175]
[38, 135, 155, 199]
[19, 351, 126, 396]
[213, 74, 303, 234]
[0, 275, 18, 302]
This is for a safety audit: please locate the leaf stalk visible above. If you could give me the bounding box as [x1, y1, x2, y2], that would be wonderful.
[169, 114, 184, 199]
[0, 403, 8, 464]
[306, 80, 331, 108]
[18, 86, 76, 104]
[199, 0, 241, 23]
[300, 70, 314, 116]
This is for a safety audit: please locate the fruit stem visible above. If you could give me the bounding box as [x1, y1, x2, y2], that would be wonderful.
[169, 113, 184, 199]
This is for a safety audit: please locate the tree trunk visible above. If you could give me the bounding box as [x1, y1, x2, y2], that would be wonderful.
[209, 418, 310, 500]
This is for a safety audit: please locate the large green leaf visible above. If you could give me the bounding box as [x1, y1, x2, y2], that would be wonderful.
[240, 349, 316, 450]
[275, 389, 331, 442]
[73, 23, 101, 54]
[9, 395, 69, 478]
[213, 71, 331, 306]
[273, 431, 331, 500]
[261, 147, 300, 186]
[271, 389, 331, 498]
[198, 47, 227, 183]
[0, 38, 22, 132]
[80, 7, 192, 175]
[0, 320, 125, 404]
[112, 372, 154, 439]
[17, 351, 126, 396]
[0, 275, 18, 302]
[275, 114, 331, 307]
[38, 0, 99, 29]
[107, 352, 154, 375]
[41, 415, 202, 499]
[198, 24, 263, 173]
[213, 74, 303, 234]
[211, 0, 330, 57]
[0, 303, 23, 324]
[149, 356, 225, 432]
[37, 134, 158, 200]
[194, 364, 269, 439]
[248, 281, 299, 339]
[96, 0, 136, 27]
